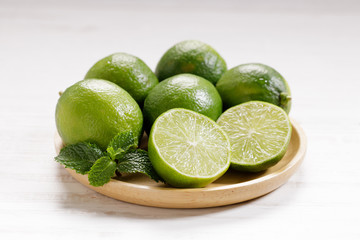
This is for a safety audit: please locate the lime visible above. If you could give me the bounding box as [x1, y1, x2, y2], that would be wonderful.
[55, 79, 143, 150]
[84, 52, 158, 106]
[148, 108, 231, 188]
[155, 40, 227, 84]
[217, 101, 292, 172]
[143, 74, 223, 132]
[216, 63, 292, 113]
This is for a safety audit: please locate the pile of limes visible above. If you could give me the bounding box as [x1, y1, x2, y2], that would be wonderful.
[55, 40, 292, 188]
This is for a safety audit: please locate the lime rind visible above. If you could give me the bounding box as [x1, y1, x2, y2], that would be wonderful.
[84, 52, 159, 106]
[148, 108, 231, 187]
[56, 79, 143, 150]
[155, 40, 227, 84]
[215, 63, 291, 113]
[217, 101, 292, 172]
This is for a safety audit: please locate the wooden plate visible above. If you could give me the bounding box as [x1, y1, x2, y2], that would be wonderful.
[54, 118, 306, 208]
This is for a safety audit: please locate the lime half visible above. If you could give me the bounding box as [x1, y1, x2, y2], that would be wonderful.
[217, 101, 292, 172]
[148, 108, 231, 188]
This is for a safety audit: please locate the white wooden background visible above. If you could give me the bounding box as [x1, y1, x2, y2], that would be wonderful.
[1, 0, 359, 239]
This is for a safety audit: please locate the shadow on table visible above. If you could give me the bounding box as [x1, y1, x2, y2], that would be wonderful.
[56, 164, 303, 220]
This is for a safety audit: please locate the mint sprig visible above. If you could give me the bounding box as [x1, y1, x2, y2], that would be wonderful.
[55, 131, 163, 186]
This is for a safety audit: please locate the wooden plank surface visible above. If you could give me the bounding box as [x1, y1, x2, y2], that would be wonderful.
[0, 0, 359, 239]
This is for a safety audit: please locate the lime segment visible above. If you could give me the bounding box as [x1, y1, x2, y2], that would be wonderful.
[148, 108, 230, 188]
[217, 101, 292, 172]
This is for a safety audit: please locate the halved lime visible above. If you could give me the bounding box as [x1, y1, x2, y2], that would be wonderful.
[148, 108, 231, 188]
[217, 101, 292, 172]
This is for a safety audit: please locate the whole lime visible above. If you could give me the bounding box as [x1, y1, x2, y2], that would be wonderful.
[155, 40, 227, 84]
[55, 79, 143, 150]
[143, 74, 223, 132]
[84, 52, 158, 106]
[216, 63, 292, 113]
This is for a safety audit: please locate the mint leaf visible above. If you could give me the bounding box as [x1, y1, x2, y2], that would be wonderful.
[117, 149, 164, 183]
[88, 156, 117, 187]
[55, 142, 104, 174]
[55, 132, 162, 187]
[107, 131, 137, 160]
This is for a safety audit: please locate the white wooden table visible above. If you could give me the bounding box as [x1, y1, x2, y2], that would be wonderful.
[1, 0, 359, 239]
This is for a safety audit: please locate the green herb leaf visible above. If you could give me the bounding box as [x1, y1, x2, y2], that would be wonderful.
[88, 156, 117, 187]
[117, 149, 164, 183]
[107, 131, 137, 160]
[55, 142, 104, 174]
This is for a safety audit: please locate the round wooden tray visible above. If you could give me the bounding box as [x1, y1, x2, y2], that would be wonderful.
[54, 118, 306, 209]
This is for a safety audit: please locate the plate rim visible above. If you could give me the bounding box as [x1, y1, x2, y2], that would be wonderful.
[54, 118, 307, 208]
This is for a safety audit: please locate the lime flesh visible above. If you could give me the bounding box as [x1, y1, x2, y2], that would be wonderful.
[217, 101, 292, 172]
[148, 108, 230, 188]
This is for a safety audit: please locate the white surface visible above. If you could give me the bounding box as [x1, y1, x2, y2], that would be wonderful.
[1, 0, 359, 239]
